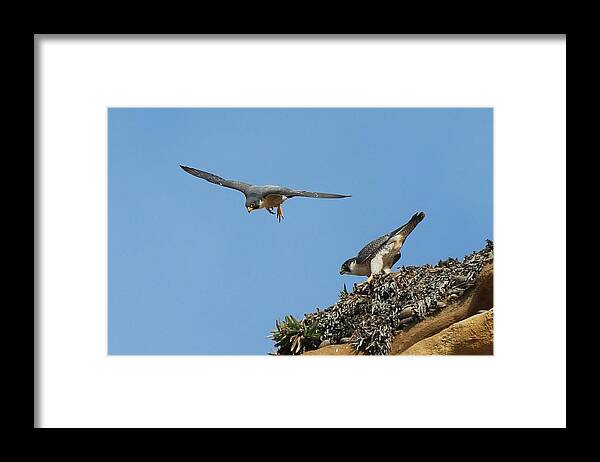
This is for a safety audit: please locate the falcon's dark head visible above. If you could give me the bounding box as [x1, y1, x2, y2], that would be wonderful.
[245, 199, 260, 213]
[339, 258, 355, 275]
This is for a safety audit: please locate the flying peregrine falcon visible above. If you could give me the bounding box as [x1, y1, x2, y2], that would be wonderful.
[180, 165, 351, 222]
[339, 211, 426, 283]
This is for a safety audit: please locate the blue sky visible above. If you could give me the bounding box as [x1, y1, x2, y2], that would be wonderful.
[108, 108, 492, 355]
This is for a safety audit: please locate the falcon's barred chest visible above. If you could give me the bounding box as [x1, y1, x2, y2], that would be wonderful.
[260, 195, 288, 209]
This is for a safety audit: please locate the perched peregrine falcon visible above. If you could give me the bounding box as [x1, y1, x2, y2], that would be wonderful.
[340, 211, 426, 282]
[180, 165, 351, 222]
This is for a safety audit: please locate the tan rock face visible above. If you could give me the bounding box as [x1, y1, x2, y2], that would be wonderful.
[400, 309, 493, 355]
[302, 344, 360, 355]
[389, 263, 493, 355]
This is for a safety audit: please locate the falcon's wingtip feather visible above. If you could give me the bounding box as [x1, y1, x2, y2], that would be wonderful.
[180, 165, 199, 175]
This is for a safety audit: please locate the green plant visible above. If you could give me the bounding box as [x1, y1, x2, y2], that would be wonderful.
[339, 283, 349, 300]
[269, 315, 321, 355]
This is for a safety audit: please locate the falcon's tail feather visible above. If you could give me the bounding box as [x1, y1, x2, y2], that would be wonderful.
[392, 211, 426, 238]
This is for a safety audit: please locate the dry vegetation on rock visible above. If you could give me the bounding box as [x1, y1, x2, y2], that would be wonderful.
[270, 240, 494, 356]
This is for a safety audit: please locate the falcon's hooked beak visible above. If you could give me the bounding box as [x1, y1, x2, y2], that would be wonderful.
[246, 206, 253, 213]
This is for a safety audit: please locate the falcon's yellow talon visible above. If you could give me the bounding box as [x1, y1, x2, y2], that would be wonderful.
[276, 205, 284, 222]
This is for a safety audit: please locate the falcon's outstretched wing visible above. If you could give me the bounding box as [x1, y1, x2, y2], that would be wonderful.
[290, 190, 351, 199]
[180, 165, 252, 195]
[265, 186, 351, 199]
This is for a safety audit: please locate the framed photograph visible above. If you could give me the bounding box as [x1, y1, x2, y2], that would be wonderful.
[107, 107, 493, 357]
[35, 34, 566, 428]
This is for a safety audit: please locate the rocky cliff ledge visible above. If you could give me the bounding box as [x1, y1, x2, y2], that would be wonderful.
[270, 241, 493, 355]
